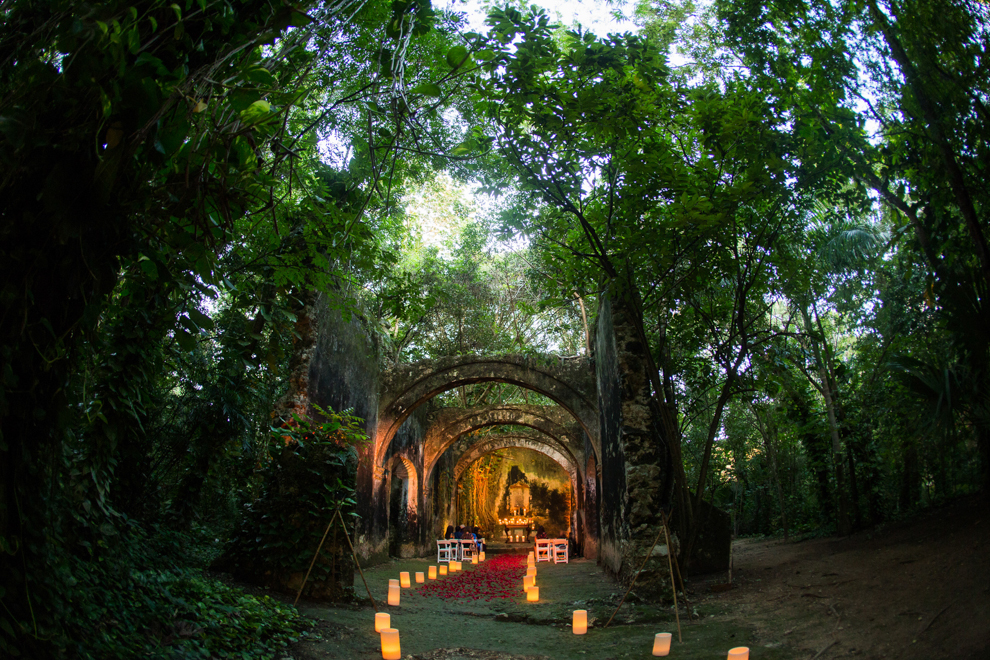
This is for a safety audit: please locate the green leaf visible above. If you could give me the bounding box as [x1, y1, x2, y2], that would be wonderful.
[188, 308, 214, 331]
[411, 82, 443, 97]
[449, 140, 472, 156]
[228, 90, 261, 113]
[175, 327, 197, 351]
[446, 45, 469, 69]
[245, 66, 276, 87]
[240, 100, 272, 126]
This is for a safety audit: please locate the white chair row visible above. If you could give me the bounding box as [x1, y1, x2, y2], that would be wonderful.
[437, 538, 485, 562]
[535, 538, 569, 564]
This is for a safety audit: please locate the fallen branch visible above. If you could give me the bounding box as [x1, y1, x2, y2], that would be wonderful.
[918, 602, 954, 636]
[811, 640, 837, 660]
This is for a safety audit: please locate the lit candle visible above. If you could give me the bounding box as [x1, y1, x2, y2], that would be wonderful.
[523, 575, 534, 590]
[528, 551, 534, 561]
[439, 565, 448, 576]
[526, 567, 536, 579]
[471, 555, 478, 565]
[453, 561, 461, 572]
[428, 566, 437, 579]
[399, 572, 410, 588]
[375, 612, 390, 632]
[572, 610, 587, 635]
[380, 628, 401, 660]
[526, 586, 539, 602]
[387, 583, 400, 606]
[479, 552, 485, 561]
[415, 571, 424, 583]
[727, 648, 749, 660]
[652, 633, 672, 656]
[389, 578, 399, 587]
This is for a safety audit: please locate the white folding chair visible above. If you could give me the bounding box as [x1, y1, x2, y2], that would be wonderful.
[553, 539, 569, 564]
[535, 539, 552, 562]
[437, 539, 453, 563]
[460, 540, 476, 561]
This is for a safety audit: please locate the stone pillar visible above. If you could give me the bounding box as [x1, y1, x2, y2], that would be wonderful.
[594, 284, 675, 599]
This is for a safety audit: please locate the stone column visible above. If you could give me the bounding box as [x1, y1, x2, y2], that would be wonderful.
[595, 284, 675, 599]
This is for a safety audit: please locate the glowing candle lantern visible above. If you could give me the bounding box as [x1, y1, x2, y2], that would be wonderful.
[380, 628, 401, 660]
[523, 575, 534, 590]
[439, 565, 448, 576]
[453, 561, 462, 572]
[526, 586, 539, 602]
[572, 610, 588, 635]
[528, 551, 535, 561]
[652, 633, 672, 656]
[526, 567, 536, 579]
[399, 572, 411, 588]
[428, 566, 437, 579]
[375, 613, 390, 633]
[480, 552, 485, 561]
[727, 648, 749, 660]
[471, 555, 479, 565]
[387, 583, 400, 606]
[390, 579, 399, 587]
[415, 571, 424, 583]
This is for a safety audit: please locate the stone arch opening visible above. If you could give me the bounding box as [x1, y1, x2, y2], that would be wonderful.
[452, 434, 579, 485]
[421, 404, 585, 486]
[452, 433, 581, 542]
[584, 454, 600, 559]
[421, 405, 588, 549]
[376, 355, 598, 471]
[385, 455, 418, 557]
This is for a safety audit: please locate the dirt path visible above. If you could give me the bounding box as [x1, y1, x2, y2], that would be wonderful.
[693, 494, 990, 659]
[290, 496, 989, 660]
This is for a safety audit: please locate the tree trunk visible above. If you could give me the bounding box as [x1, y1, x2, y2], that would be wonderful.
[683, 373, 736, 563]
[819, 361, 852, 535]
[754, 406, 789, 541]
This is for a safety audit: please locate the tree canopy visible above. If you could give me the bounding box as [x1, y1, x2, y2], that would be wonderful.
[2, 0, 987, 655]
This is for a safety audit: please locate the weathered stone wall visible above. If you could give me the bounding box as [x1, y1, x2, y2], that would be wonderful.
[379, 407, 433, 559]
[275, 293, 432, 567]
[594, 286, 675, 598]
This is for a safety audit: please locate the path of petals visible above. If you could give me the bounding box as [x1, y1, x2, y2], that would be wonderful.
[416, 554, 527, 601]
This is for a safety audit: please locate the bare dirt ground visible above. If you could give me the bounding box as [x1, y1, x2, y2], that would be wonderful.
[692, 493, 990, 659]
[289, 495, 989, 660]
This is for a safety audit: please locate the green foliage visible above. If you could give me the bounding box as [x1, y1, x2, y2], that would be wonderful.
[66, 561, 309, 660]
[218, 404, 366, 598]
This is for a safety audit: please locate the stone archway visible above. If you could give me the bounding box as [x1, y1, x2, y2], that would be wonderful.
[376, 355, 598, 470]
[419, 405, 588, 551]
[385, 455, 418, 515]
[452, 433, 579, 485]
[384, 455, 418, 557]
[451, 432, 582, 542]
[420, 404, 585, 484]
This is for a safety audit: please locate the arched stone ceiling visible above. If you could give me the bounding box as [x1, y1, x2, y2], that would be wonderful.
[421, 404, 585, 484]
[452, 432, 579, 485]
[376, 355, 598, 467]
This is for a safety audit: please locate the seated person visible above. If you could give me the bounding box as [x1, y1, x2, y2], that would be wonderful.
[444, 525, 455, 540]
[471, 526, 485, 552]
[536, 525, 547, 540]
[453, 525, 464, 540]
